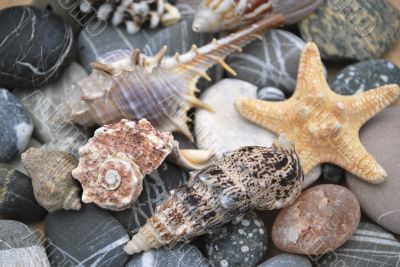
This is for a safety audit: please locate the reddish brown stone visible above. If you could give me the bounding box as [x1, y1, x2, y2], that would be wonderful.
[271, 184, 360, 255]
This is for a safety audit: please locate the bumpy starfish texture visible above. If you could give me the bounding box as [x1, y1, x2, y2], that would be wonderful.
[235, 42, 400, 184]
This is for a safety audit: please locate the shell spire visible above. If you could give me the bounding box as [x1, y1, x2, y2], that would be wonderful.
[192, 0, 322, 33]
[72, 119, 174, 211]
[21, 148, 82, 212]
[66, 14, 284, 142]
[124, 134, 304, 254]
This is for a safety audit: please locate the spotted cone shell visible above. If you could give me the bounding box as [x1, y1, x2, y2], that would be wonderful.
[72, 119, 174, 211]
[21, 148, 81, 212]
[124, 135, 304, 254]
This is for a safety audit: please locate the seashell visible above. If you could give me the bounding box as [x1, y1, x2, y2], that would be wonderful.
[123, 134, 304, 254]
[72, 118, 174, 211]
[65, 14, 284, 141]
[79, 0, 181, 34]
[21, 148, 81, 212]
[192, 0, 322, 33]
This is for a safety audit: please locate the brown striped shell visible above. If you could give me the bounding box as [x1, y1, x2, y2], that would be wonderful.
[65, 14, 284, 141]
[21, 148, 81, 212]
[124, 135, 304, 254]
[192, 0, 323, 33]
[72, 119, 174, 211]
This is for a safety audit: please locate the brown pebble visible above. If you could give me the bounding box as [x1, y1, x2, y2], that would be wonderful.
[271, 184, 360, 255]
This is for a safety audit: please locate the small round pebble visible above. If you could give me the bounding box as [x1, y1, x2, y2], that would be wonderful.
[0, 6, 73, 89]
[126, 244, 208, 267]
[257, 87, 286, 102]
[272, 184, 360, 255]
[205, 212, 267, 267]
[330, 60, 400, 95]
[0, 220, 50, 266]
[0, 163, 47, 222]
[0, 89, 33, 162]
[258, 253, 312, 267]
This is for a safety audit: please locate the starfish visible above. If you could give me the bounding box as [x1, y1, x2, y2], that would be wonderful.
[234, 42, 400, 184]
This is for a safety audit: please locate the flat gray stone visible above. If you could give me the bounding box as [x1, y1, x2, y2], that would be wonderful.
[346, 107, 400, 235]
[258, 254, 312, 267]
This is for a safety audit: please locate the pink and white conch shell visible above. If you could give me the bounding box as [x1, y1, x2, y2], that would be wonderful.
[72, 119, 173, 211]
[65, 14, 284, 141]
[192, 0, 322, 33]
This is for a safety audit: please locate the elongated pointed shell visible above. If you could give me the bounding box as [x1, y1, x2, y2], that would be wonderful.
[124, 134, 304, 254]
[21, 148, 81, 212]
[192, 0, 322, 33]
[72, 119, 173, 211]
[66, 14, 284, 140]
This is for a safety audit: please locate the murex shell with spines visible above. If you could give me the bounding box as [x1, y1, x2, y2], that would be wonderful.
[123, 135, 304, 254]
[72, 119, 174, 211]
[21, 148, 81, 212]
[192, 0, 323, 33]
[66, 14, 284, 140]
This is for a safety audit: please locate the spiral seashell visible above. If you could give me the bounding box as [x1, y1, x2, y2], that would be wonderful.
[79, 0, 181, 34]
[72, 119, 174, 211]
[65, 14, 284, 141]
[123, 134, 304, 254]
[192, 0, 322, 33]
[21, 148, 81, 212]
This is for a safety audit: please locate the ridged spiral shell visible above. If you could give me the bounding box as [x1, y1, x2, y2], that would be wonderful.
[192, 0, 322, 33]
[21, 148, 81, 212]
[124, 135, 304, 254]
[65, 14, 284, 140]
[72, 119, 173, 211]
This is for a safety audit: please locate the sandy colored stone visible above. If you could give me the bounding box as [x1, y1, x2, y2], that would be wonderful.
[272, 184, 360, 255]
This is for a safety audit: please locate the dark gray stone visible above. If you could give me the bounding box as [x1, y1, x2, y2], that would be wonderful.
[45, 204, 130, 267]
[226, 30, 305, 94]
[346, 107, 400, 235]
[0, 89, 33, 162]
[78, 23, 158, 72]
[112, 162, 188, 236]
[321, 164, 344, 184]
[330, 60, 400, 95]
[318, 222, 400, 267]
[126, 243, 209, 267]
[205, 212, 267, 267]
[258, 254, 312, 267]
[0, 163, 47, 222]
[257, 87, 286, 102]
[299, 1, 400, 61]
[0, 220, 50, 266]
[0, 6, 73, 89]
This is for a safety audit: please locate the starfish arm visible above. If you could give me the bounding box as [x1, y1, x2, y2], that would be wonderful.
[328, 130, 386, 184]
[234, 98, 287, 134]
[344, 84, 400, 128]
[292, 42, 330, 99]
[296, 147, 321, 176]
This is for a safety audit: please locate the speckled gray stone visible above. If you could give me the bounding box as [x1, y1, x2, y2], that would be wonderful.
[0, 6, 73, 89]
[226, 30, 305, 94]
[330, 60, 400, 95]
[346, 107, 400, 235]
[0, 164, 47, 222]
[112, 162, 188, 235]
[0, 220, 50, 266]
[126, 244, 209, 267]
[0, 89, 33, 162]
[300, 1, 400, 61]
[205, 212, 267, 267]
[318, 222, 400, 267]
[45, 204, 130, 267]
[258, 254, 312, 267]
